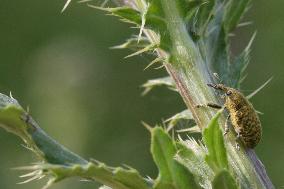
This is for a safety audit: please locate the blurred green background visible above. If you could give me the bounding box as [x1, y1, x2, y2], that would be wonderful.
[0, 0, 283, 188]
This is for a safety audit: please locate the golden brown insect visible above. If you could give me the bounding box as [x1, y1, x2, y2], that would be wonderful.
[197, 83, 262, 149]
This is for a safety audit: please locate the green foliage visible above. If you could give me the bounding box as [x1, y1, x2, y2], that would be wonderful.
[0, 93, 239, 188]
[224, 0, 252, 32]
[0, 93, 150, 189]
[0, 0, 274, 188]
[150, 127, 200, 189]
[212, 170, 238, 189]
[175, 142, 213, 188]
[94, 0, 253, 88]
[230, 32, 256, 88]
[203, 110, 228, 172]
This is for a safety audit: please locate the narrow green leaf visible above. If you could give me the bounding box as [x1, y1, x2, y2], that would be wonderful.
[212, 170, 238, 189]
[203, 110, 228, 172]
[208, 26, 231, 86]
[229, 32, 256, 88]
[151, 127, 200, 189]
[224, 0, 252, 32]
[194, 0, 216, 32]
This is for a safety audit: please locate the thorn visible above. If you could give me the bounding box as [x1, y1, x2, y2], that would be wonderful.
[177, 126, 201, 133]
[141, 121, 152, 131]
[41, 178, 56, 189]
[87, 4, 107, 11]
[137, 3, 149, 43]
[245, 31, 257, 52]
[19, 170, 39, 178]
[100, 0, 109, 7]
[78, 0, 93, 3]
[256, 110, 264, 115]
[124, 43, 156, 59]
[61, 0, 72, 13]
[177, 134, 183, 142]
[122, 164, 134, 170]
[237, 21, 253, 28]
[79, 179, 93, 182]
[20, 144, 34, 152]
[90, 158, 103, 165]
[154, 64, 164, 70]
[246, 77, 273, 99]
[144, 58, 162, 70]
[9, 91, 14, 99]
[26, 106, 30, 114]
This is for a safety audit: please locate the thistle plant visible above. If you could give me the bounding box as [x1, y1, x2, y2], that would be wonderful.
[0, 0, 274, 189]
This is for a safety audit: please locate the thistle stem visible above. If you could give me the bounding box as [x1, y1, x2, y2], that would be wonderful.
[122, 0, 274, 188]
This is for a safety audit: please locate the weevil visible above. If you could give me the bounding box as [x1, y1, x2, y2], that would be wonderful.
[197, 83, 262, 149]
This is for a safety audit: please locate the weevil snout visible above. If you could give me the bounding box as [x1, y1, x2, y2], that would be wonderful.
[207, 83, 227, 91]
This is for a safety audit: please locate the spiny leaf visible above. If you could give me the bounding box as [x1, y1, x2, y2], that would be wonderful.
[212, 170, 238, 189]
[0, 93, 87, 165]
[224, 0, 252, 32]
[0, 93, 150, 189]
[203, 110, 229, 172]
[165, 110, 194, 131]
[151, 127, 200, 189]
[142, 76, 176, 96]
[88, 5, 142, 25]
[175, 142, 214, 189]
[17, 162, 150, 189]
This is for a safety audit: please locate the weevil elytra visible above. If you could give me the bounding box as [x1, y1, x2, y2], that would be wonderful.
[197, 83, 262, 149]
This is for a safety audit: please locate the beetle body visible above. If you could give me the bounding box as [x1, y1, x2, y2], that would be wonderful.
[208, 84, 262, 148]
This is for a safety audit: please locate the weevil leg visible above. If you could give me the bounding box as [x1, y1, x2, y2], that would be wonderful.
[235, 132, 242, 151]
[236, 132, 242, 139]
[223, 115, 231, 136]
[196, 102, 223, 109]
[236, 143, 240, 151]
